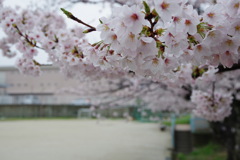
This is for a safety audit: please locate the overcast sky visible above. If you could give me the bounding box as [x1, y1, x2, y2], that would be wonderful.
[0, 0, 111, 66]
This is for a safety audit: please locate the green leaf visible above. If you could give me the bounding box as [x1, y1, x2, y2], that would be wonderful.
[155, 28, 165, 36]
[12, 23, 17, 28]
[143, 1, 150, 14]
[154, 15, 159, 23]
[83, 28, 96, 33]
[33, 60, 41, 66]
[151, 9, 159, 17]
[60, 8, 73, 18]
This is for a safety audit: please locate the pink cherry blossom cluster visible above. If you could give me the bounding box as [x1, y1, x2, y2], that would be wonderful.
[167, 64, 218, 87]
[0, 5, 68, 75]
[191, 90, 233, 121]
[15, 57, 41, 76]
[58, 77, 194, 114]
[1, 0, 240, 80]
[73, 0, 240, 83]
[1, 0, 240, 122]
[0, 2, 125, 79]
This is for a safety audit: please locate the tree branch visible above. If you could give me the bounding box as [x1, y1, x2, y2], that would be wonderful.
[217, 63, 240, 73]
[61, 8, 96, 31]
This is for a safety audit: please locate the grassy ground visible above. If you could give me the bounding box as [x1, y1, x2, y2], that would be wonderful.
[177, 143, 226, 160]
[162, 115, 191, 126]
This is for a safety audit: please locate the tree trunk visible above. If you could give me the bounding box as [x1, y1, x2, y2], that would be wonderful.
[210, 98, 240, 160]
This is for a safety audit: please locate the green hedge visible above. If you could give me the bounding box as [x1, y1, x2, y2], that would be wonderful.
[163, 115, 191, 126]
[177, 143, 226, 160]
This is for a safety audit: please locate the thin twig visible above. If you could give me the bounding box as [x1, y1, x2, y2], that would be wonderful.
[12, 24, 44, 49]
[61, 8, 96, 31]
[212, 82, 215, 107]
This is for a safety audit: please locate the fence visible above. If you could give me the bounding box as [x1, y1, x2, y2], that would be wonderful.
[0, 105, 89, 118]
[0, 105, 136, 118]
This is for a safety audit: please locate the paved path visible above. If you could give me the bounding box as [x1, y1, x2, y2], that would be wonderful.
[0, 119, 171, 160]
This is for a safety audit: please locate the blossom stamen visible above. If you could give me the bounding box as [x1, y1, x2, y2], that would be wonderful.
[160, 2, 170, 10]
[131, 13, 139, 21]
[234, 3, 240, 9]
[207, 12, 215, 18]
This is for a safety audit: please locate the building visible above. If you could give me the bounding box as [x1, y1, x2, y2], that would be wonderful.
[0, 66, 84, 105]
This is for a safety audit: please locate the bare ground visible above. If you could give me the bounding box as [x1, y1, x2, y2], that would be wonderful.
[0, 119, 171, 160]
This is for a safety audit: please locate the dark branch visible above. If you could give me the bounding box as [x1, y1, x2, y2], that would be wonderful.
[61, 8, 96, 31]
[217, 63, 240, 73]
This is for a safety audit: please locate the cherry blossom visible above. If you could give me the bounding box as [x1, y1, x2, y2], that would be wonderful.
[191, 90, 233, 122]
[1, 0, 240, 123]
[2, 1, 240, 159]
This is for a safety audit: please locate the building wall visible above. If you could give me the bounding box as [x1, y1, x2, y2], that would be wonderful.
[0, 67, 83, 105]
[1, 67, 78, 94]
